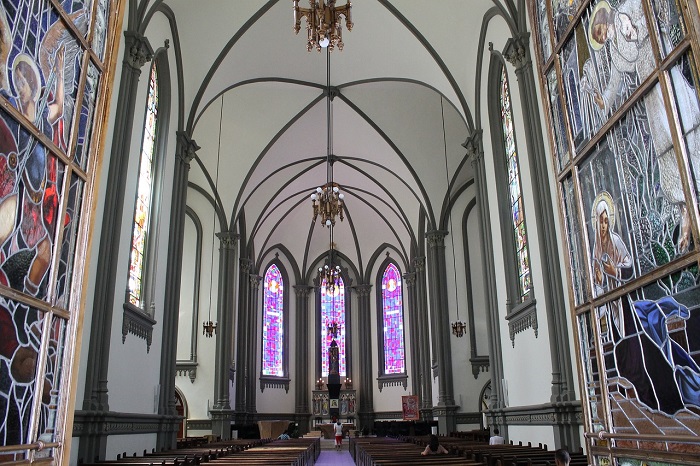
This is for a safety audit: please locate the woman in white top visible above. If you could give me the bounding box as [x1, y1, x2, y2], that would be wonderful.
[334, 420, 343, 450]
[489, 428, 504, 445]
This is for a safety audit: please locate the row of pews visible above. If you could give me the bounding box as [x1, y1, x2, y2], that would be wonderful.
[351, 432, 588, 466]
[78, 437, 320, 466]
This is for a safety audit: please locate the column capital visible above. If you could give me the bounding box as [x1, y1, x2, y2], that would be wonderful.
[503, 33, 531, 70]
[412, 256, 426, 272]
[216, 231, 238, 249]
[463, 130, 483, 169]
[353, 283, 372, 297]
[293, 284, 313, 298]
[426, 230, 448, 246]
[124, 31, 153, 71]
[402, 272, 416, 287]
[240, 257, 253, 273]
[250, 274, 262, 289]
[177, 131, 199, 164]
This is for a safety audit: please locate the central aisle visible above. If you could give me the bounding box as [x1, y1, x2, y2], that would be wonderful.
[314, 438, 355, 465]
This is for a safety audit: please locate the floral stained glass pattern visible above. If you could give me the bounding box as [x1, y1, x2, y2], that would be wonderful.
[262, 264, 284, 377]
[381, 263, 405, 374]
[500, 68, 531, 301]
[128, 64, 157, 308]
[321, 276, 345, 377]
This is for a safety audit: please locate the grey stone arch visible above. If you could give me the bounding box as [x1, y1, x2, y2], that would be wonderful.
[372, 250, 409, 391]
[122, 45, 172, 349]
[461, 198, 490, 379]
[255, 245, 300, 393]
[175, 206, 203, 383]
[310, 249, 358, 382]
[486, 51, 537, 346]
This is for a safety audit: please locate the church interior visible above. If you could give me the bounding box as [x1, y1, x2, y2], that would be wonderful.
[1, 0, 700, 464]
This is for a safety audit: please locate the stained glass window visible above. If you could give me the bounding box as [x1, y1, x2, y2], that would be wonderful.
[262, 264, 284, 376]
[321, 276, 346, 377]
[128, 64, 158, 308]
[500, 68, 531, 300]
[381, 263, 405, 374]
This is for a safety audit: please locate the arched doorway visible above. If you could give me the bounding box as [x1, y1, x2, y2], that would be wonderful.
[175, 388, 187, 439]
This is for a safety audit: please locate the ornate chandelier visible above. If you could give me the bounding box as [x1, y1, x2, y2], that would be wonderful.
[319, 262, 341, 293]
[311, 182, 344, 227]
[293, 0, 353, 52]
[451, 321, 466, 338]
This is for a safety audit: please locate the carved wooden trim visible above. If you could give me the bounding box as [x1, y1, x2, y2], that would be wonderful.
[505, 298, 538, 347]
[176, 361, 198, 383]
[122, 302, 157, 352]
[377, 373, 408, 392]
[260, 376, 291, 393]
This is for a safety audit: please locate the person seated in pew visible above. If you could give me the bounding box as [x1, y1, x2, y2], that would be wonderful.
[555, 448, 570, 466]
[421, 434, 449, 455]
[277, 427, 291, 440]
[489, 428, 504, 445]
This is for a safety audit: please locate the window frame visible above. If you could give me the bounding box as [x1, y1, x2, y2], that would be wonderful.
[259, 259, 291, 392]
[375, 257, 408, 391]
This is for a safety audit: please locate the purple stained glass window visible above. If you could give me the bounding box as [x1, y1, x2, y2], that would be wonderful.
[500, 68, 532, 301]
[128, 64, 157, 308]
[321, 276, 346, 377]
[382, 263, 405, 374]
[262, 264, 284, 376]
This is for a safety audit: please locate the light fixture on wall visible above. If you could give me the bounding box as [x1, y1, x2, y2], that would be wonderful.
[440, 97, 466, 338]
[203, 96, 224, 338]
[293, 0, 353, 52]
[311, 49, 345, 227]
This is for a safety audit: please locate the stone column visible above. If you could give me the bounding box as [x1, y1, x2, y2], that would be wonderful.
[294, 285, 313, 432]
[211, 231, 238, 439]
[402, 271, 420, 398]
[155, 132, 198, 450]
[425, 230, 456, 434]
[504, 33, 578, 449]
[354, 284, 374, 431]
[246, 274, 262, 415]
[78, 30, 153, 463]
[465, 132, 505, 421]
[233, 258, 252, 421]
[413, 256, 433, 418]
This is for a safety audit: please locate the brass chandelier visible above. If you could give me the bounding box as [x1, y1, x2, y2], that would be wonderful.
[293, 0, 353, 52]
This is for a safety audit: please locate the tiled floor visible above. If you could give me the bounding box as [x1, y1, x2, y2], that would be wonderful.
[314, 438, 355, 465]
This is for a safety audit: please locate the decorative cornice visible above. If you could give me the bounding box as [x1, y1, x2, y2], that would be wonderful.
[216, 231, 238, 249]
[176, 361, 198, 383]
[487, 401, 582, 427]
[123, 31, 153, 70]
[259, 376, 291, 393]
[122, 303, 156, 352]
[402, 272, 416, 287]
[294, 284, 313, 298]
[503, 33, 531, 70]
[250, 274, 262, 289]
[377, 374, 408, 392]
[240, 258, 252, 273]
[186, 419, 212, 431]
[506, 299, 538, 347]
[176, 131, 199, 164]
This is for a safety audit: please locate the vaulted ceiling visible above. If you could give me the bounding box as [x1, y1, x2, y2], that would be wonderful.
[161, 0, 509, 280]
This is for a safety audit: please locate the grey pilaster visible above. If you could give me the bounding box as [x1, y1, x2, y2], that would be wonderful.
[354, 284, 374, 430]
[402, 272, 420, 397]
[246, 273, 262, 415]
[78, 30, 153, 463]
[503, 33, 578, 449]
[211, 230, 238, 439]
[465, 132, 505, 420]
[234, 258, 252, 420]
[155, 132, 198, 450]
[425, 230, 456, 433]
[294, 285, 313, 431]
[413, 256, 432, 417]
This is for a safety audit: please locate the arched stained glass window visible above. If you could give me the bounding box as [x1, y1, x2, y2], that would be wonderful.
[381, 263, 405, 374]
[262, 264, 284, 376]
[128, 63, 158, 308]
[321, 276, 346, 377]
[500, 67, 531, 300]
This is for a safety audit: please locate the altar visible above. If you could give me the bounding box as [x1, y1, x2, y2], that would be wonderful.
[312, 389, 356, 419]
